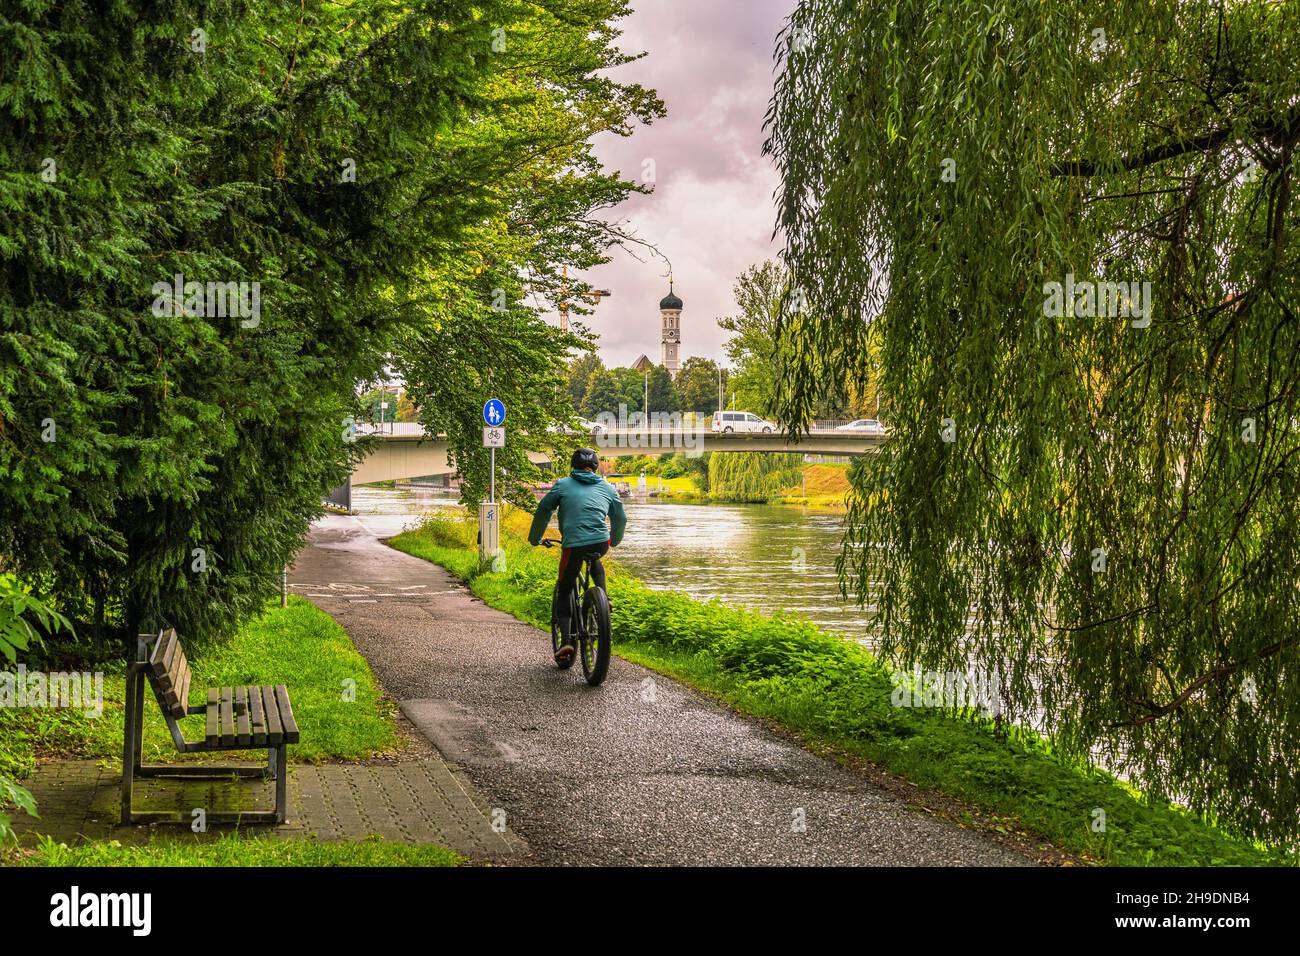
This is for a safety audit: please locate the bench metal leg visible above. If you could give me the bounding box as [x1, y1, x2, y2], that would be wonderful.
[273, 745, 288, 824]
[120, 665, 149, 825]
[120, 669, 137, 825]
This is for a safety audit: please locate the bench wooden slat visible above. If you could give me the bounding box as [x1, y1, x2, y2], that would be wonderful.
[150, 628, 178, 678]
[247, 685, 268, 746]
[148, 629, 194, 718]
[170, 663, 192, 719]
[262, 685, 283, 745]
[220, 687, 235, 747]
[205, 688, 219, 745]
[166, 641, 186, 689]
[274, 685, 299, 744]
[235, 687, 251, 746]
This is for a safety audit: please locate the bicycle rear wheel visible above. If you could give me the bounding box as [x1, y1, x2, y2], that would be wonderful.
[579, 586, 612, 686]
[551, 585, 576, 669]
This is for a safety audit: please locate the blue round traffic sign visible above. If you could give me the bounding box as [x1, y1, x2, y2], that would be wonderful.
[483, 399, 506, 426]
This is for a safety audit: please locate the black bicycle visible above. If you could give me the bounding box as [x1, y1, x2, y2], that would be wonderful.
[541, 538, 612, 686]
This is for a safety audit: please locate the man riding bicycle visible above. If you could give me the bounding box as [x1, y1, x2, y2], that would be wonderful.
[528, 447, 626, 666]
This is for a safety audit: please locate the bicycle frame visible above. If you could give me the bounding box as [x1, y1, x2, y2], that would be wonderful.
[567, 555, 598, 635]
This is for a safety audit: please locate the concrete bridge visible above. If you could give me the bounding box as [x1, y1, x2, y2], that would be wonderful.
[348, 422, 883, 486]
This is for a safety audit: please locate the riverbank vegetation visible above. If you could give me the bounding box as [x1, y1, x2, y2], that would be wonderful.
[605, 453, 850, 508]
[389, 514, 1287, 866]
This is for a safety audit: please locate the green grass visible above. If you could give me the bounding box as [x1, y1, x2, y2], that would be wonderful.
[390, 514, 1291, 867]
[6, 833, 461, 867]
[0, 596, 399, 776]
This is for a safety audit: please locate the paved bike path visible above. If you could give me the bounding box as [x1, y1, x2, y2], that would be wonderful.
[291, 514, 1035, 866]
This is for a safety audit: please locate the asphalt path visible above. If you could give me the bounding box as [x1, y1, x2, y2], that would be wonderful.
[291, 513, 1035, 866]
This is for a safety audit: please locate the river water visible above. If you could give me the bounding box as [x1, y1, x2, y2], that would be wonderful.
[346, 485, 872, 640]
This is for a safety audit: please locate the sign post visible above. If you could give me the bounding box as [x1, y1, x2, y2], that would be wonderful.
[480, 400, 507, 567]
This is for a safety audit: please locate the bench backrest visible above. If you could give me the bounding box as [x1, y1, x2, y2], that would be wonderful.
[148, 628, 193, 718]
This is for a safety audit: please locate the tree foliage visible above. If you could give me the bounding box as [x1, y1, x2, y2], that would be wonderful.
[0, 1, 659, 645]
[708, 452, 803, 502]
[395, 1, 664, 507]
[581, 368, 622, 418]
[768, 0, 1300, 840]
[718, 260, 861, 417]
[644, 364, 679, 413]
[674, 356, 720, 414]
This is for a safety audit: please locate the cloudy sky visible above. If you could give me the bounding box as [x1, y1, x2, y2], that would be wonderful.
[540, 0, 796, 367]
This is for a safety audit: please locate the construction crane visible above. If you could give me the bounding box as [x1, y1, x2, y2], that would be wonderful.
[548, 265, 612, 331]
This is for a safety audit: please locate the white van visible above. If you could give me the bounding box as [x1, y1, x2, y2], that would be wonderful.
[711, 410, 776, 433]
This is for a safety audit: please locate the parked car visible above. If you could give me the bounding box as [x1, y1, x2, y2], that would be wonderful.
[712, 410, 777, 434]
[547, 417, 605, 435]
[834, 419, 884, 432]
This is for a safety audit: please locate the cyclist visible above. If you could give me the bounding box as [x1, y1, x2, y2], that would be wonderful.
[528, 447, 626, 665]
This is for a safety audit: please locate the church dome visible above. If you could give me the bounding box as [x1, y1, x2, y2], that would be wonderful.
[659, 289, 683, 311]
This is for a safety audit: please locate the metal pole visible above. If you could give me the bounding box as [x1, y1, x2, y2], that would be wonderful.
[490, 446, 496, 502]
[281, 565, 288, 607]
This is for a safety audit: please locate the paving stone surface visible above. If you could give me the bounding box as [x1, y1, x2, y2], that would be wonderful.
[12, 757, 526, 861]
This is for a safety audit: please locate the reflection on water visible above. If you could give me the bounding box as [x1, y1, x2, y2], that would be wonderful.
[614, 499, 872, 639]
[348, 485, 872, 639]
[345, 484, 464, 538]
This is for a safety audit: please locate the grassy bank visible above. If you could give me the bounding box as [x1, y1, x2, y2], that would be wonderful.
[651, 462, 851, 508]
[389, 512, 1288, 866]
[4, 833, 461, 867]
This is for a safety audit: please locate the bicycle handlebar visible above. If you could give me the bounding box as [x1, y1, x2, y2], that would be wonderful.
[540, 537, 561, 548]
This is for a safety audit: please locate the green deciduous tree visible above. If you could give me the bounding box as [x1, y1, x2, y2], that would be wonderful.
[611, 366, 646, 414]
[396, 1, 664, 507]
[674, 356, 720, 414]
[581, 368, 622, 419]
[644, 365, 680, 414]
[767, 0, 1300, 841]
[568, 353, 605, 411]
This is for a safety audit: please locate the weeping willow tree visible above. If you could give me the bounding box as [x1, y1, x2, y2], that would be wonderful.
[709, 453, 804, 503]
[766, 0, 1300, 843]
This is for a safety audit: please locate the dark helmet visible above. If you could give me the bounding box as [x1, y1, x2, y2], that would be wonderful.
[571, 447, 600, 471]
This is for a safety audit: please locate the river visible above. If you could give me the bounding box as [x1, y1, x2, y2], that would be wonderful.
[345, 484, 872, 640]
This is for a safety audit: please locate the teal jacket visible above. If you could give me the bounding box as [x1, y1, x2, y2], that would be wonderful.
[528, 470, 626, 549]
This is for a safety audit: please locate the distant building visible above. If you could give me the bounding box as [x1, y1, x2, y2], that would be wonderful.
[660, 281, 683, 378]
[631, 354, 653, 374]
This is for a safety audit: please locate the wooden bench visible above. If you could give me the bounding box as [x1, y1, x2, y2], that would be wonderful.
[121, 628, 299, 825]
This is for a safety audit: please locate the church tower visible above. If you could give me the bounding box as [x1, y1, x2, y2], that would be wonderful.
[659, 280, 682, 378]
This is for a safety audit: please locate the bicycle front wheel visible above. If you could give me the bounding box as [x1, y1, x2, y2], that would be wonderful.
[579, 587, 612, 686]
